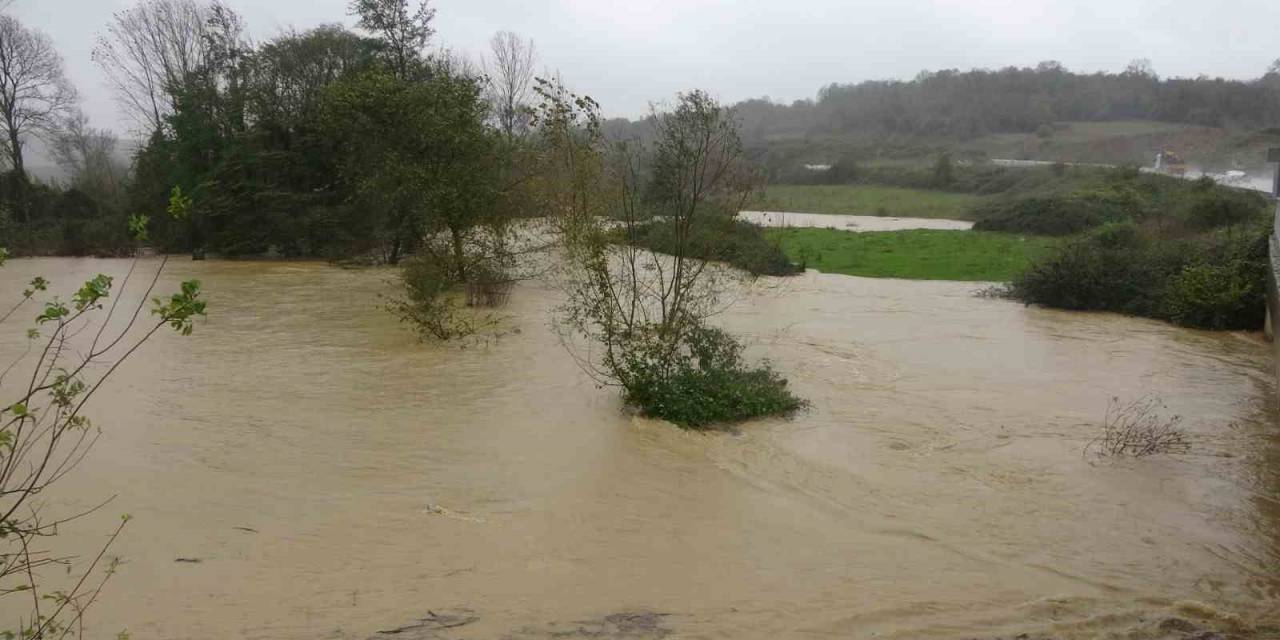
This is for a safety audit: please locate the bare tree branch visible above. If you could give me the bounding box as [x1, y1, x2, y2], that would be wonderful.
[92, 0, 211, 136]
[0, 14, 77, 185]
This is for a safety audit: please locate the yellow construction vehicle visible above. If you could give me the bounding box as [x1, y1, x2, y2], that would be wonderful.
[1154, 149, 1188, 176]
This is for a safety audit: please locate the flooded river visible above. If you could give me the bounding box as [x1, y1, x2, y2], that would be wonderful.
[2, 257, 1278, 639]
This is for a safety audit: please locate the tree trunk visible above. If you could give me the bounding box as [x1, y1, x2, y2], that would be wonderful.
[8, 128, 26, 223]
[388, 236, 402, 265]
[450, 226, 466, 281]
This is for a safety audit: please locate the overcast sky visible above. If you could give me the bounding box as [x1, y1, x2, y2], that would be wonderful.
[9, 0, 1280, 138]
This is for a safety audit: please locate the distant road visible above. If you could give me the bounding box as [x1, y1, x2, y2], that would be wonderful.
[990, 158, 1274, 194]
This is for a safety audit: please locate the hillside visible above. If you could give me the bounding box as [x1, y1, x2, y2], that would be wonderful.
[703, 63, 1280, 181]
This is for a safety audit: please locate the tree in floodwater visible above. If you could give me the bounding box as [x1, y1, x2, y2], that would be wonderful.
[537, 81, 803, 428]
[0, 213, 207, 638]
[322, 63, 520, 339]
[320, 65, 498, 267]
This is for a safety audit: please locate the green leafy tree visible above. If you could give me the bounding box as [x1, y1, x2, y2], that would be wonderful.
[320, 65, 499, 267]
[348, 0, 434, 80]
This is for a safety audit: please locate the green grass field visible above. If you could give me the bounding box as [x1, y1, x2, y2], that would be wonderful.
[766, 228, 1060, 281]
[757, 185, 984, 220]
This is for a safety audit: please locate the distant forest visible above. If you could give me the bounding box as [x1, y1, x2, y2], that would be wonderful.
[606, 60, 1280, 144]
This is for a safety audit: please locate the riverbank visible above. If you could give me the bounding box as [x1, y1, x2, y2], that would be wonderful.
[8, 257, 1276, 639]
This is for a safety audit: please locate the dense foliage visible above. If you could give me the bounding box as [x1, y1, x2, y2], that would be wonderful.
[1010, 222, 1269, 330]
[625, 214, 798, 277]
[0, 0, 520, 266]
[972, 169, 1269, 235]
[618, 325, 805, 428]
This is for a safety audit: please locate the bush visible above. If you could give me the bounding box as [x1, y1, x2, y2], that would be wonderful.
[626, 214, 799, 277]
[388, 251, 511, 341]
[618, 325, 806, 429]
[1010, 223, 1269, 330]
[1009, 238, 1171, 314]
[1086, 396, 1190, 458]
[389, 255, 462, 340]
[1161, 230, 1268, 330]
[971, 194, 1124, 235]
[1185, 188, 1268, 230]
[1089, 221, 1143, 249]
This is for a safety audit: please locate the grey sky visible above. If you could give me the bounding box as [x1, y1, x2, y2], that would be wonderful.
[10, 0, 1280, 138]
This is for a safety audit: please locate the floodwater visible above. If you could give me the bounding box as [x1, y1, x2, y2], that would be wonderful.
[2, 257, 1278, 639]
[739, 210, 973, 231]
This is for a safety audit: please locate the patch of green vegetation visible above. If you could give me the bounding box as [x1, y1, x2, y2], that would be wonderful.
[766, 228, 1059, 281]
[626, 214, 799, 277]
[1011, 222, 1270, 330]
[971, 169, 1271, 236]
[756, 185, 985, 220]
[620, 325, 806, 429]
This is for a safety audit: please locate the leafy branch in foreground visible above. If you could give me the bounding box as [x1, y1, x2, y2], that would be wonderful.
[0, 218, 207, 638]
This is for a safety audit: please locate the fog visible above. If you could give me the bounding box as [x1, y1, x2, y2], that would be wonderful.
[10, 0, 1280, 137]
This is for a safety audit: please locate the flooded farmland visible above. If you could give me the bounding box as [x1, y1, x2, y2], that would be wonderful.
[2, 257, 1277, 639]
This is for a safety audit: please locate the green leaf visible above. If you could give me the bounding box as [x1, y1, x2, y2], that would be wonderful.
[167, 186, 192, 220]
[128, 214, 151, 243]
[36, 301, 69, 324]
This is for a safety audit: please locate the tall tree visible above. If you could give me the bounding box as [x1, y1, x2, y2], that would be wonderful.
[51, 110, 127, 207]
[249, 25, 378, 138]
[320, 64, 496, 265]
[93, 0, 211, 134]
[348, 0, 434, 80]
[484, 31, 536, 143]
[0, 14, 76, 220]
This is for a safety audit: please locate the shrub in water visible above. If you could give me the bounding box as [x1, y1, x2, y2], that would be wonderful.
[1010, 223, 1270, 330]
[617, 325, 806, 429]
[1160, 229, 1268, 330]
[627, 214, 799, 277]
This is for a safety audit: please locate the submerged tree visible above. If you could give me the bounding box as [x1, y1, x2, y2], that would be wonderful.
[538, 81, 802, 428]
[320, 64, 497, 266]
[322, 62, 517, 339]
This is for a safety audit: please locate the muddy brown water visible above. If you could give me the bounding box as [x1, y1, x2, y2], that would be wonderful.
[1, 257, 1278, 639]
